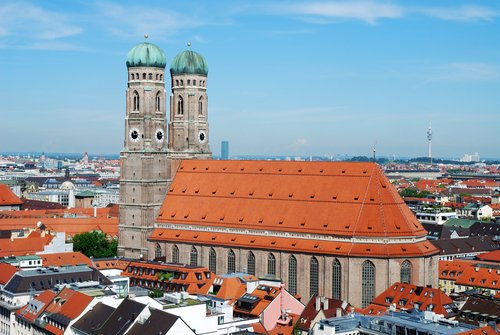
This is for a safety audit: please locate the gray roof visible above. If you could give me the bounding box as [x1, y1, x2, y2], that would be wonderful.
[72, 302, 115, 334]
[99, 298, 146, 335]
[431, 236, 498, 256]
[126, 308, 193, 335]
[3, 266, 112, 294]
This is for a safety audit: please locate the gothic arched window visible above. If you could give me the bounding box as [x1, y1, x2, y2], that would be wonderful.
[156, 74, 159, 80]
[177, 96, 184, 115]
[131, 73, 135, 80]
[267, 253, 276, 277]
[310, 257, 319, 297]
[133, 91, 139, 111]
[190, 246, 198, 266]
[362, 260, 375, 308]
[401, 260, 412, 284]
[247, 252, 255, 275]
[175, 80, 179, 86]
[172, 245, 179, 263]
[148, 73, 152, 80]
[155, 243, 162, 259]
[332, 259, 342, 300]
[198, 97, 203, 115]
[289, 256, 297, 295]
[156, 92, 161, 112]
[209, 248, 217, 273]
[228, 249, 236, 273]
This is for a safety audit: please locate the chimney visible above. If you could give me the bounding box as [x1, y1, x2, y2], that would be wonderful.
[315, 296, 321, 311]
[336, 308, 342, 318]
[323, 297, 329, 311]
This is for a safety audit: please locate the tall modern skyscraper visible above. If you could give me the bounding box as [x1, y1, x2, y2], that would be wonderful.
[221, 140, 229, 160]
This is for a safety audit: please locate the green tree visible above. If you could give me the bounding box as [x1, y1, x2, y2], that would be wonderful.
[72, 231, 117, 258]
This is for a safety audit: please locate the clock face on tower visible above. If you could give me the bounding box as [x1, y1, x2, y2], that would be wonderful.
[155, 129, 164, 142]
[129, 128, 140, 142]
[198, 130, 206, 143]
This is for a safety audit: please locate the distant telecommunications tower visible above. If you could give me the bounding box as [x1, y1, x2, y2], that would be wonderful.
[427, 123, 432, 164]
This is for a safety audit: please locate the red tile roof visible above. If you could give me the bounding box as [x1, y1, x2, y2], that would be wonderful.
[124, 261, 214, 294]
[0, 232, 54, 257]
[0, 184, 22, 206]
[455, 265, 500, 290]
[92, 258, 130, 270]
[152, 161, 438, 258]
[0, 217, 118, 240]
[477, 250, 500, 262]
[0, 262, 17, 285]
[150, 229, 436, 258]
[363, 282, 454, 317]
[212, 274, 258, 302]
[15, 290, 57, 323]
[40, 252, 92, 267]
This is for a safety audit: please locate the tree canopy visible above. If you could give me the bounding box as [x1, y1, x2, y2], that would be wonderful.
[72, 231, 117, 258]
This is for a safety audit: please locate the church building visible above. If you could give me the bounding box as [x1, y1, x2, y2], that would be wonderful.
[118, 38, 439, 308]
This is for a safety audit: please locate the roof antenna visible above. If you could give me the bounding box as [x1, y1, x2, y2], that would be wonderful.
[373, 142, 377, 163]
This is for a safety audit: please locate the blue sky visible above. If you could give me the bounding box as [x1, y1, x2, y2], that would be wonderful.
[1, 1, 499, 159]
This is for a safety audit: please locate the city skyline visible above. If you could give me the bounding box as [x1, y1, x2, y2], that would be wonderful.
[1, 0, 499, 158]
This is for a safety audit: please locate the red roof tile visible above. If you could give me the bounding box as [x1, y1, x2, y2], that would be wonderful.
[0, 184, 22, 206]
[364, 282, 454, 317]
[0, 263, 17, 285]
[152, 161, 438, 257]
[40, 252, 92, 267]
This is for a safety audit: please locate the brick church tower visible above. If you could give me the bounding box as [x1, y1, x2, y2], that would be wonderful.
[118, 40, 212, 258]
[118, 37, 170, 258]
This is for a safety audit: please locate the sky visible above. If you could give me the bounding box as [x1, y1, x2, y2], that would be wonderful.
[0, 1, 499, 159]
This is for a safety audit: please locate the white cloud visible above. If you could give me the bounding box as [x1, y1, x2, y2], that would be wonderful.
[0, 3, 82, 40]
[426, 62, 500, 83]
[91, 2, 228, 41]
[415, 5, 497, 22]
[263, 1, 497, 24]
[283, 1, 403, 24]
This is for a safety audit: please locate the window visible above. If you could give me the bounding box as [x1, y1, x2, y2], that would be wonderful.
[289, 256, 297, 295]
[362, 260, 375, 308]
[155, 243, 162, 259]
[133, 91, 139, 111]
[187, 79, 191, 85]
[175, 80, 179, 86]
[268, 253, 276, 277]
[143, 73, 146, 79]
[172, 245, 179, 263]
[190, 246, 198, 266]
[149, 73, 152, 80]
[401, 260, 412, 284]
[193, 80, 196, 85]
[209, 248, 217, 273]
[310, 257, 319, 297]
[198, 96, 203, 115]
[131, 73, 135, 80]
[156, 92, 161, 112]
[177, 96, 184, 115]
[332, 258, 341, 300]
[247, 252, 256, 275]
[156, 74, 159, 80]
[228, 249, 236, 273]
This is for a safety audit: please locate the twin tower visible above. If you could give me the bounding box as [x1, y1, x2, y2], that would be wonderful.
[118, 39, 211, 258]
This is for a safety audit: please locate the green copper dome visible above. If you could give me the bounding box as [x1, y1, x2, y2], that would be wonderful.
[126, 42, 166, 69]
[170, 49, 208, 76]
